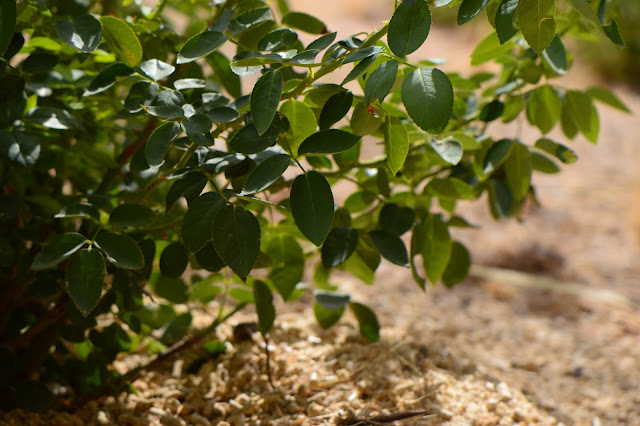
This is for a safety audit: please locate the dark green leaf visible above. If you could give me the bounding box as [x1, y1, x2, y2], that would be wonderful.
[458, 0, 491, 25]
[315, 290, 351, 309]
[95, 232, 144, 269]
[542, 34, 567, 75]
[388, 0, 431, 57]
[307, 32, 337, 50]
[140, 59, 175, 80]
[517, 0, 556, 54]
[365, 60, 398, 105]
[254, 280, 275, 336]
[341, 55, 376, 85]
[195, 242, 226, 272]
[342, 46, 383, 64]
[369, 229, 409, 266]
[495, 0, 519, 44]
[125, 81, 159, 112]
[384, 116, 409, 175]
[177, 31, 227, 64]
[182, 113, 214, 146]
[229, 125, 275, 154]
[242, 153, 290, 194]
[100, 16, 142, 67]
[0, 0, 16, 55]
[349, 302, 380, 342]
[282, 12, 327, 34]
[251, 69, 283, 135]
[531, 152, 560, 174]
[27, 107, 80, 130]
[109, 204, 154, 228]
[2, 131, 40, 167]
[152, 272, 189, 304]
[479, 100, 505, 122]
[442, 241, 470, 287]
[146, 122, 181, 169]
[161, 313, 192, 344]
[266, 233, 304, 300]
[206, 52, 242, 98]
[379, 204, 415, 235]
[160, 242, 189, 278]
[423, 214, 452, 285]
[206, 106, 239, 123]
[488, 179, 514, 217]
[314, 303, 345, 329]
[22, 52, 58, 73]
[32, 232, 87, 270]
[426, 178, 476, 200]
[298, 129, 361, 156]
[290, 171, 334, 246]
[289, 49, 320, 66]
[144, 105, 184, 119]
[166, 171, 208, 211]
[504, 142, 532, 200]
[534, 138, 577, 164]
[526, 85, 561, 134]
[84, 62, 134, 96]
[319, 91, 353, 130]
[431, 139, 463, 165]
[174, 78, 206, 90]
[0, 74, 24, 103]
[228, 7, 272, 34]
[322, 226, 359, 268]
[402, 67, 453, 134]
[603, 20, 625, 47]
[65, 249, 106, 316]
[482, 138, 514, 175]
[213, 205, 261, 280]
[182, 192, 226, 253]
[258, 28, 298, 51]
[55, 202, 100, 220]
[55, 14, 102, 53]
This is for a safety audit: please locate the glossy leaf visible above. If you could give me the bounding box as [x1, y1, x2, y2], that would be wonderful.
[290, 171, 334, 246]
[542, 34, 567, 75]
[349, 302, 380, 342]
[319, 91, 353, 130]
[351, 102, 382, 136]
[166, 171, 208, 211]
[65, 249, 106, 316]
[182, 192, 226, 253]
[517, 0, 556, 54]
[307, 32, 337, 50]
[228, 7, 272, 35]
[534, 138, 577, 164]
[182, 114, 214, 146]
[379, 204, 415, 236]
[266, 233, 304, 300]
[140, 59, 175, 81]
[258, 28, 298, 51]
[442, 241, 470, 287]
[251, 69, 283, 135]
[282, 12, 327, 34]
[94, 232, 144, 269]
[495, 0, 519, 44]
[206, 52, 242, 98]
[253, 280, 275, 335]
[55, 202, 100, 220]
[531, 152, 560, 173]
[298, 129, 361, 156]
[365, 60, 398, 105]
[109, 204, 154, 228]
[314, 303, 345, 329]
[2, 131, 40, 167]
[84, 62, 134, 96]
[483, 138, 514, 175]
[229, 125, 275, 154]
[100, 16, 142, 67]
[195, 242, 226, 273]
[431, 139, 463, 165]
[177, 31, 227, 64]
[160, 242, 189, 278]
[384, 116, 409, 175]
[322, 226, 359, 268]
[242, 154, 290, 194]
[145, 122, 181, 169]
[342, 46, 383, 64]
[388, 0, 431, 57]
[402, 67, 453, 134]
[213, 205, 261, 280]
[526, 85, 561, 134]
[32, 233, 87, 270]
[423, 215, 452, 285]
[315, 291, 351, 310]
[341, 55, 376, 85]
[125, 81, 159, 112]
[369, 229, 409, 266]
[55, 14, 102, 53]
[457, 0, 491, 25]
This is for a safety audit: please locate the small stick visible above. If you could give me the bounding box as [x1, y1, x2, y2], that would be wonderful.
[263, 335, 275, 390]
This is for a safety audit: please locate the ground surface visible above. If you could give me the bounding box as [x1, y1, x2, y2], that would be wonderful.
[4, 4, 640, 426]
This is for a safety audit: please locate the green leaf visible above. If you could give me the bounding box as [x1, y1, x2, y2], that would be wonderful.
[0, 0, 16, 55]
[140, 59, 175, 81]
[55, 14, 102, 53]
[341, 55, 377, 85]
[100, 16, 142, 67]
[426, 178, 476, 200]
[94, 232, 144, 269]
[32, 232, 87, 270]
[160, 242, 189, 278]
[365, 60, 399, 105]
[531, 151, 560, 173]
[177, 30, 227, 64]
[603, 20, 624, 47]
[442, 241, 470, 287]
[542, 34, 567, 75]
[315, 290, 351, 309]
[504, 142, 532, 200]
[289, 49, 320, 66]
[458, 0, 491, 25]
[423, 214, 453, 285]
[84, 62, 134, 97]
[242, 154, 290, 194]
[319, 91, 353, 130]
[342, 46, 383, 64]
[349, 302, 380, 342]
[229, 124, 276, 154]
[206, 107, 240, 123]
[298, 129, 361, 156]
[206, 52, 242, 98]
[565, 90, 599, 143]
[182, 113, 214, 146]
[213, 205, 261, 280]
[228, 7, 272, 34]
[195, 242, 226, 272]
[388, 0, 431, 57]
[2, 131, 40, 167]
[351, 102, 382, 136]
[266, 233, 304, 300]
[258, 28, 298, 51]
[526, 85, 561, 134]
[145, 122, 181, 169]
[27, 107, 80, 130]
[479, 100, 505, 122]
[564, 0, 601, 27]
[14, 381, 53, 413]
[431, 139, 463, 165]
[586, 87, 630, 113]
[161, 312, 192, 344]
[384, 116, 409, 175]
[65, 249, 106, 316]
[314, 303, 345, 329]
[254, 280, 275, 336]
[495, 0, 519, 44]
[290, 171, 334, 246]
[369, 229, 409, 266]
[144, 105, 184, 119]
[470, 32, 515, 65]
[109, 204, 154, 228]
[534, 138, 577, 163]
[125, 81, 159, 112]
[482, 138, 514, 175]
[166, 171, 208, 211]
[251, 69, 283, 135]
[307, 32, 337, 50]
[282, 12, 327, 34]
[22, 52, 58, 73]
[517, 0, 556, 54]
[379, 204, 415, 235]
[280, 99, 317, 155]
[402, 67, 453, 134]
[322, 226, 359, 268]
[182, 192, 226, 253]
[55, 202, 100, 220]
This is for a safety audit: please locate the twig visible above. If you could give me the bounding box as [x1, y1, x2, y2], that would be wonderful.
[263, 335, 275, 390]
[342, 409, 430, 425]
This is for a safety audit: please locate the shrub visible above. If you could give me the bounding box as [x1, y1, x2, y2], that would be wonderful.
[0, 0, 629, 412]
